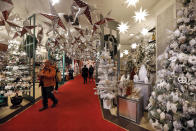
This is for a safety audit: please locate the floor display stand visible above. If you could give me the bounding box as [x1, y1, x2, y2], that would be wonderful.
[118, 96, 143, 124]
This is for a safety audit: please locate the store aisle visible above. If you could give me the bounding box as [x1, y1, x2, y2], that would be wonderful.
[0, 76, 125, 131]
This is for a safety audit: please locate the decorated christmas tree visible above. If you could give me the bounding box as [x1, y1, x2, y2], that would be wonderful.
[95, 48, 117, 109]
[148, 1, 196, 130]
[144, 41, 156, 74]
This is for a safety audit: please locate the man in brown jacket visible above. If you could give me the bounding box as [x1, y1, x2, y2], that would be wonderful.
[38, 60, 58, 111]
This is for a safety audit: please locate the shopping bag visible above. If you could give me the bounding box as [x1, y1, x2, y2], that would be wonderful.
[56, 71, 62, 82]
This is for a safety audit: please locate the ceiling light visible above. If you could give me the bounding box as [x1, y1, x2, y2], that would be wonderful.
[125, 0, 139, 7]
[123, 50, 129, 55]
[133, 7, 149, 23]
[131, 43, 137, 49]
[117, 22, 129, 33]
[129, 33, 134, 37]
[120, 53, 124, 58]
[118, 44, 121, 50]
[141, 28, 148, 36]
[51, 0, 59, 5]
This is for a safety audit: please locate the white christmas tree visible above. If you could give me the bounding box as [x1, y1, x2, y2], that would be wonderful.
[95, 47, 117, 109]
[148, 1, 196, 131]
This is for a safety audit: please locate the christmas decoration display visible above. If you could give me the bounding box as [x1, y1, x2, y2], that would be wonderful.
[0, 9, 21, 35]
[0, 0, 13, 12]
[13, 23, 36, 39]
[92, 10, 114, 35]
[118, 73, 130, 97]
[23, 35, 38, 58]
[37, 25, 43, 45]
[40, 1, 66, 34]
[71, 0, 93, 25]
[0, 40, 32, 102]
[0, 51, 7, 70]
[143, 40, 156, 74]
[126, 38, 156, 80]
[138, 64, 148, 83]
[148, 1, 196, 130]
[95, 48, 117, 109]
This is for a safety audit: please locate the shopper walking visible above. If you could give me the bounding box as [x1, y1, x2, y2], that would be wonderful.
[82, 65, 88, 84]
[69, 67, 74, 80]
[88, 65, 94, 83]
[54, 64, 60, 93]
[38, 60, 58, 111]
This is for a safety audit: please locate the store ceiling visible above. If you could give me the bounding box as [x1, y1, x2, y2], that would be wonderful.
[12, 0, 159, 21]
[9, 0, 162, 46]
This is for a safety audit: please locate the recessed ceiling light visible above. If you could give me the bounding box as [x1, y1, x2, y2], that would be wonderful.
[133, 7, 149, 23]
[123, 50, 129, 55]
[125, 0, 139, 7]
[129, 33, 134, 37]
[141, 28, 148, 36]
[131, 43, 137, 49]
[51, 0, 59, 5]
[120, 53, 124, 57]
[117, 22, 129, 33]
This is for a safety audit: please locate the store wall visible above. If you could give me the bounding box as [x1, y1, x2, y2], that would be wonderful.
[156, 0, 176, 70]
[156, 4, 176, 56]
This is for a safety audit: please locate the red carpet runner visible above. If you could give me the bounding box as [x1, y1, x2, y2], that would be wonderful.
[0, 76, 125, 131]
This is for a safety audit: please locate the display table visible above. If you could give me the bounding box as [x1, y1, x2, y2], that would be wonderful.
[118, 96, 143, 123]
[134, 82, 151, 109]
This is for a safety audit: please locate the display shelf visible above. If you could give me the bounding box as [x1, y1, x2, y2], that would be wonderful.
[148, 40, 156, 43]
[148, 27, 155, 32]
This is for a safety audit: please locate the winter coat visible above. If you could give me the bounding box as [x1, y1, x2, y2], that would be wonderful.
[89, 67, 94, 75]
[82, 67, 88, 77]
[39, 66, 56, 87]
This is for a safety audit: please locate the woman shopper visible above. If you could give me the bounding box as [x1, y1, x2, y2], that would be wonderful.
[82, 65, 88, 84]
[38, 60, 58, 111]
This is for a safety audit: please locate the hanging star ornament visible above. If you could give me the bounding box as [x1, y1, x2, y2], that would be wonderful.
[0, 9, 21, 35]
[74, 27, 84, 37]
[40, 1, 66, 33]
[13, 23, 36, 39]
[37, 25, 43, 45]
[92, 10, 114, 35]
[72, 0, 93, 25]
[117, 22, 129, 33]
[133, 7, 149, 23]
[0, 0, 13, 12]
[125, 0, 139, 7]
[43, 21, 58, 35]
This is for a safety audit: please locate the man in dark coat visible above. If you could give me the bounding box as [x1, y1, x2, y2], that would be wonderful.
[69, 67, 74, 80]
[88, 65, 94, 83]
[82, 65, 88, 84]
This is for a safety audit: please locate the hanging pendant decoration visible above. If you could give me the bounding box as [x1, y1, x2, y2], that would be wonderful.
[72, 0, 93, 25]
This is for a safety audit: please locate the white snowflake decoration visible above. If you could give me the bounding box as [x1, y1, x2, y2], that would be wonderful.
[133, 7, 149, 23]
